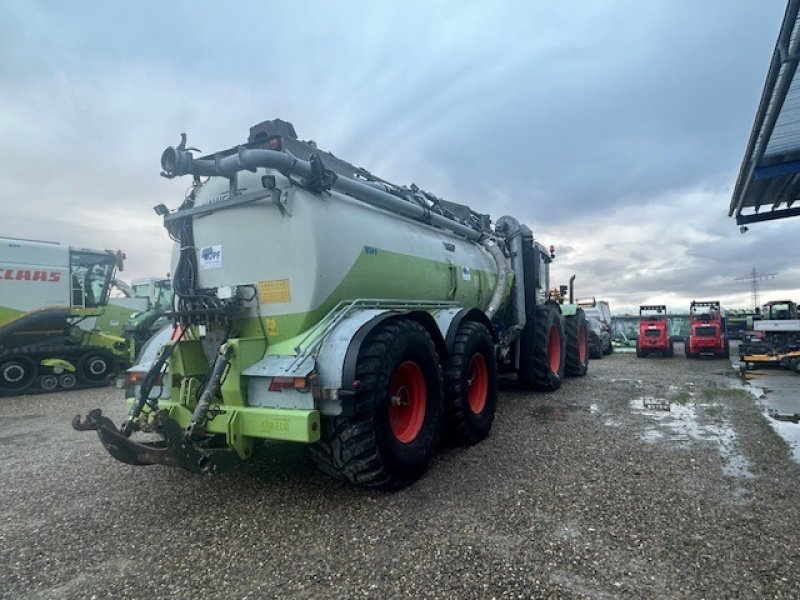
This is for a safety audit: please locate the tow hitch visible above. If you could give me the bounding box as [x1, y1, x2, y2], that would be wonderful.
[73, 342, 240, 474]
[72, 409, 240, 474]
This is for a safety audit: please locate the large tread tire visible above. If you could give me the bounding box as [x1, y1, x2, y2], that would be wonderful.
[564, 310, 589, 377]
[77, 350, 116, 384]
[0, 355, 38, 393]
[722, 338, 730, 359]
[309, 319, 443, 490]
[667, 340, 675, 357]
[442, 321, 497, 446]
[521, 304, 565, 392]
[636, 340, 645, 358]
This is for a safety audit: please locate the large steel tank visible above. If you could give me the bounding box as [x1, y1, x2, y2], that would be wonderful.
[183, 167, 502, 343]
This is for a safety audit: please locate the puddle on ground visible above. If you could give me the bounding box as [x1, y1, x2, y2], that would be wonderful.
[732, 374, 800, 463]
[531, 403, 591, 422]
[631, 397, 753, 479]
[591, 377, 644, 385]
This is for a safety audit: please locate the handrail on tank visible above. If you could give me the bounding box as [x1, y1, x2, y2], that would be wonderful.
[161, 145, 484, 243]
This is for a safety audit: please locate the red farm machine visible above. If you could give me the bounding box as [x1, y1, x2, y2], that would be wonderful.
[636, 305, 673, 358]
[685, 300, 729, 359]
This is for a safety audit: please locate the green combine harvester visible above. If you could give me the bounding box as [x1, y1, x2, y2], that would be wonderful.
[75, 119, 589, 488]
[0, 237, 129, 394]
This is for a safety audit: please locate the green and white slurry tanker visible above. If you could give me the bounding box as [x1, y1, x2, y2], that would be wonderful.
[74, 119, 589, 489]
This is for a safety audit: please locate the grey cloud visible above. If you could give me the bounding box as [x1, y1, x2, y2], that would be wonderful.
[0, 0, 796, 312]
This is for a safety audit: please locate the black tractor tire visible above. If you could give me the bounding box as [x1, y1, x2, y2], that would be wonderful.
[0, 355, 38, 393]
[564, 310, 589, 377]
[602, 338, 613, 355]
[521, 304, 565, 392]
[442, 321, 497, 446]
[667, 340, 675, 357]
[721, 338, 730, 359]
[309, 319, 443, 490]
[636, 340, 646, 358]
[590, 345, 603, 360]
[77, 350, 116, 384]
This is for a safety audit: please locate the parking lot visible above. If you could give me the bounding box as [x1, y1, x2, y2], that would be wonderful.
[1, 346, 799, 599]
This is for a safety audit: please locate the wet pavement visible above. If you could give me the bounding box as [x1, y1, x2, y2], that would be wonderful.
[733, 345, 800, 463]
[1, 346, 800, 599]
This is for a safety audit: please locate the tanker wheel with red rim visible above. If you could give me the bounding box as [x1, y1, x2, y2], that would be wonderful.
[443, 321, 497, 445]
[564, 309, 589, 377]
[309, 318, 443, 490]
[77, 351, 116, 385]
[388, 361, 427, 443]
[0, 355, 38, 393]
[521, 303, 565, 392]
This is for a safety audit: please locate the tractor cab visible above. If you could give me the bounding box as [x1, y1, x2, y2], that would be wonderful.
[762, 300, 798, 321]
[686, 300, 728, 358]
[637, 304, 673, 357]
[70, 249, 122, 310]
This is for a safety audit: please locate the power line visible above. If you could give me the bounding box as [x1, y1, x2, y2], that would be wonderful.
[734, 267, 777, 310]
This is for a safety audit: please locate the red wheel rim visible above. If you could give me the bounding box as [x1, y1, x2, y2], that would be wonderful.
[547, 325, 561, 374]
[389, 361, 427, 443]
[466, 353, 489, 414]
[578, 322, 587, 363]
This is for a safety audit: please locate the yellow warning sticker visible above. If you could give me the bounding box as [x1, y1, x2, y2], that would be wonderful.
[266, 318, 279, 336]
[259, 279, 291, 303]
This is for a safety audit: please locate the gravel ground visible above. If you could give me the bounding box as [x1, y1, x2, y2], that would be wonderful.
[1, 345, 799, 599]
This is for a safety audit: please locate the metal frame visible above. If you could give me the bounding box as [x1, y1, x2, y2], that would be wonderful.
[730, 0, 800, 222]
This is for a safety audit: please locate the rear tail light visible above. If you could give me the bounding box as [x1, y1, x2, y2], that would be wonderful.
[268, 377, 308, 392]
[126, 371, 163, 387]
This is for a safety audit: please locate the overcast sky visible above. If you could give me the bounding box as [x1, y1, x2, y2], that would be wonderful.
[1, 0, 796, 313]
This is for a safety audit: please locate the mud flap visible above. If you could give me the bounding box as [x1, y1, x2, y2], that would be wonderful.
[72, 409, 240, 474]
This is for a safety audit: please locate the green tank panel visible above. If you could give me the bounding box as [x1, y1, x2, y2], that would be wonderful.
[236, 246, 498, 347]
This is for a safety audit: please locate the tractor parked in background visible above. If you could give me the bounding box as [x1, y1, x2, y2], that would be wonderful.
[740, 300, 800, 365]
[685, 300, 729, 359]
[548, 276, 590, 375]
[121, 277, 173, 360]
[636, 305, 673, 357]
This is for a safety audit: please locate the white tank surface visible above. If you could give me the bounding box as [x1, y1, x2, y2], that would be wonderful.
[184, 169, 499, 342]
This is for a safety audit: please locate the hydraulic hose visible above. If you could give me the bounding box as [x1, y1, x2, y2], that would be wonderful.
[161, 146, 483, 242]
[186, 344, 234, 439]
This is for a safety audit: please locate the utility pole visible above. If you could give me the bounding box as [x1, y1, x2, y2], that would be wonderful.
[735, 267, 777, 310]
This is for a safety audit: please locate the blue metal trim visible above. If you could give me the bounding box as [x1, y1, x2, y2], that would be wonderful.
[736, 206, 800, 224]
[754, 160, 800, 180]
